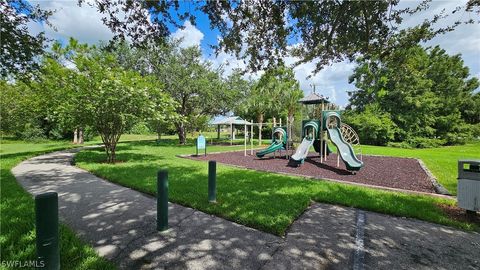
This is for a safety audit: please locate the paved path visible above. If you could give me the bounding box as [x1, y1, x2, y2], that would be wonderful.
[12, 149, 480, 269]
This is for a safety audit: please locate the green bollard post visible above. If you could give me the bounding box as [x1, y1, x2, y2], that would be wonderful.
[35, 192, 60, 270]
[157, 170, 168, 231]
[208, 160, 217, 203]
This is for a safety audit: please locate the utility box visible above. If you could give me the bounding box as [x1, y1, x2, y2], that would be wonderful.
[457, 160, 480, 212]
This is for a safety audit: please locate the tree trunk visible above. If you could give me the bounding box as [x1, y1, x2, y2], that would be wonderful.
[102, 134, 120, 163]
[110, 147, 116, 163]
[288, 114, 294, 143]
[176, 123, 186, 144]
[257, 113, 264, 146]
[78, 128, 84, 144]
[73, 128, 78, 144]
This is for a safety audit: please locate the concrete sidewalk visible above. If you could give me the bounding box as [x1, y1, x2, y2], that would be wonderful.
[12, 149, 480, 269]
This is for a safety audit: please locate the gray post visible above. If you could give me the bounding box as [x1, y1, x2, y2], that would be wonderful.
[35, 192, 60, 270]
[157, 170, 168, 231]
[208, 161, 217, 203]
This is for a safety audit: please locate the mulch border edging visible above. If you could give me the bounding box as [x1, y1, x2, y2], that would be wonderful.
[179, 153, 455, 200]
[416, 159, 452, 196]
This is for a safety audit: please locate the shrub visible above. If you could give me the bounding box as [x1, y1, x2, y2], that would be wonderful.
[441, 123, 477, 145]
[386, 141, 413, 149]
[82, 126, 97, 141]
[343, 106, 397, 146]
[471, 124, 480, 139]
[260, 125, 273, 140]
[19, 123, 46, 141]
[405, 137, 446, 148]
[128, 122, 152, 135]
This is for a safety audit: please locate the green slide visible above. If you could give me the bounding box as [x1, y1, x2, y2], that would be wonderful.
[256, 127, 287, 158]
[256, 142, 285, 158]
[327, 127, 363, 171]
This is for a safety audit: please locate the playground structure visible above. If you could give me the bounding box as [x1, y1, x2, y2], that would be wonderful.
[256, 127, 288, 158]
[290, 120, 332, 165]
[209, 90, 363, 172]
[210, 115, 294, 157]
[290, 92, 363, 172]
[321, 111, 363, 171]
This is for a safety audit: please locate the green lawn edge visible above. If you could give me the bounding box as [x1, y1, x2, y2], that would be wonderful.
[74, 140, 480, 236]
[0, 143, 116, 270]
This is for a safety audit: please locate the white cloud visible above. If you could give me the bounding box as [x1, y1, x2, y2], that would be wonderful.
[171, 21, 204, 48]
[206, 34, 265, 80]
[283, 53, 355, 106]
[29, 1, 113, 44]
[397, 0, 480, 54]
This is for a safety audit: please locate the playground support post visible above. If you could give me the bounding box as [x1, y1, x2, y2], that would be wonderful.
[250, 121, 254, 155]
[35, 192, 60, 270]
[324, 135, 328, 161]
[285, 118, 288, 156]
[230, 123, 233, 145]
[157, 170, 168, 231]
[320, 120, 323, 163]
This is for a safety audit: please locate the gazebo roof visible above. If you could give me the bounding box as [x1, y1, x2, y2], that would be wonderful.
[298, 92, 330, 104]
[210, 116, 252, 125]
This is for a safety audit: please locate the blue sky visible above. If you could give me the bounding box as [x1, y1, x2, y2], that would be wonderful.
[28, 0, 479, 107]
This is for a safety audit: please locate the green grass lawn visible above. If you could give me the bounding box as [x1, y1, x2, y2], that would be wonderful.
[0, 139, 115, 270]
[359, 141, 480, 195]
[75, 139, 480, 236]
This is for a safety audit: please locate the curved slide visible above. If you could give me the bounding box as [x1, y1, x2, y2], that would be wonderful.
[291, 137, 314, 163]
[327, 127, 363, 171]
[256, 142, 284, 158]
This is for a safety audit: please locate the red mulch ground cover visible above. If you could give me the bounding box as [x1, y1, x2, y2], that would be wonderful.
[186, 151, 436, 194]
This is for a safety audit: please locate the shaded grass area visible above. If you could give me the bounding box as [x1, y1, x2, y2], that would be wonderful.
[75, 140, 479, 236]
[0, 141, 115, 270]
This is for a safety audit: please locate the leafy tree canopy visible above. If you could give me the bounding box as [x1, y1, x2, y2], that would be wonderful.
[235, 65, 302, 142]
[348, 44, 479, 145]
[107, 41, 239, 144]
[0, 0, 52, 78]
[84, 0, 478, 73]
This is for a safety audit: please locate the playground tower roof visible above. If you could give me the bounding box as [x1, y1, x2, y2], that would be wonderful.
[298, 92, 330, 104]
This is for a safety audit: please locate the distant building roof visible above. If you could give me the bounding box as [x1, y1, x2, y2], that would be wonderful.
[210, 116, 252, 125]
[298, 92, 330, 104]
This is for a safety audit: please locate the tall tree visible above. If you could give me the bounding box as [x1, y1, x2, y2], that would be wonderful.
[158, 46, 234, 144]
[43, 39, 177, 162]
[236, 66, 301, 144]
[109, 42, 237, 144]
[349, 45, 479, 144]
[0, 0, 52, 78]
[276, 68, 303, 143]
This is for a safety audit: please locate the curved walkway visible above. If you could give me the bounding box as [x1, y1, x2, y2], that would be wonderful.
[12, 149, 480, 269]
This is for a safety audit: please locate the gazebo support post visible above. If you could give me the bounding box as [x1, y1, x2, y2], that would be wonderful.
[244, 124, 247, 156]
